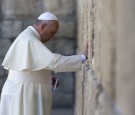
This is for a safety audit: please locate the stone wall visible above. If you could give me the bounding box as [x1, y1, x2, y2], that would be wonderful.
[75, 0, 135, 115]
[0, 0, 76, 110]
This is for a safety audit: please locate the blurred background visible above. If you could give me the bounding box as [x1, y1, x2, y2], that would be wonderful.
[1, 0, 135, 115]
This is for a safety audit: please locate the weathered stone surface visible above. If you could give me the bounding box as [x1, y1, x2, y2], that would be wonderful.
[76, 0, 135, 115]
[2, 0, 42, 19]
[83, 69, 101, 115]
[43, 0, 74, 15]
[52, 92, 73, 108]
[95, 91, 118, 115]
[0, 39, 11, 57]
[22, 19, 36, 30]
[0, 39, 11, 77]
[2, 20, 22, 38]
[56, 21, 76, 38]
[94, 0, 116, 98]
[54, 39, 75, 55]
[75, 1, 95, 114]
[116, 0, 135, 115]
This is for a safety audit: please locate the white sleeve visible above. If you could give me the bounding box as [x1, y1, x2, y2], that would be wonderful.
[45, 53, 82, 72]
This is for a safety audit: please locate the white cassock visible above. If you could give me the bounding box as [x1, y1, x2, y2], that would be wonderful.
[0, 26, 82, 115]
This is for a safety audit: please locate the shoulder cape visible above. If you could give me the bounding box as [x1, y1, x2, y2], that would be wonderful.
[2, 26, 55, 71]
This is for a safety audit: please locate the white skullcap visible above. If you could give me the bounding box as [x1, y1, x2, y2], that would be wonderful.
[38, 12, 58, 21]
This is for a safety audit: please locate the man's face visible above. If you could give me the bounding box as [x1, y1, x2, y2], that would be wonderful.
[40, 21, 59, 43]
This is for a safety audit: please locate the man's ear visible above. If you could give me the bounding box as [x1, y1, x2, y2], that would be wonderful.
[41, 23, 47, 31]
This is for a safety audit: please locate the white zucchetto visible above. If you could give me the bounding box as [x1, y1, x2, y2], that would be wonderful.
[38, 12, 58, 21]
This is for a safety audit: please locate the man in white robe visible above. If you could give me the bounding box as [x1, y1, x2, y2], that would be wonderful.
[0, 12, 88, 115]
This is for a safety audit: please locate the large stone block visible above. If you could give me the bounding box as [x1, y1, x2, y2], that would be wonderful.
[95, 91, 119, 115]
[75, 0, 94, 114]
[116, 0, 135, 115]
[2, 0, 42, 19]
[56, 21, 76, 39]
[0, 39, 11, 77]
[54, 39, 75, 55]
[52, 92, 73, 108]
[22, 19, 36, 30]
[77, 0, 93, 59]
[0, 39, 12, 58]
[43, 0, 74, 15]
[2, 20, 22, 38]
[83, 70, 100, 115]
[94, 0, 116, 98]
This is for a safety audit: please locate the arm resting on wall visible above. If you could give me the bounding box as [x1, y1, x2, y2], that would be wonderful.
[45, 53, 82, 72]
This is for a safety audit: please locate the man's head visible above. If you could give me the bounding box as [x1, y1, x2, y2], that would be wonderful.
[33, 12, 59, 43]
